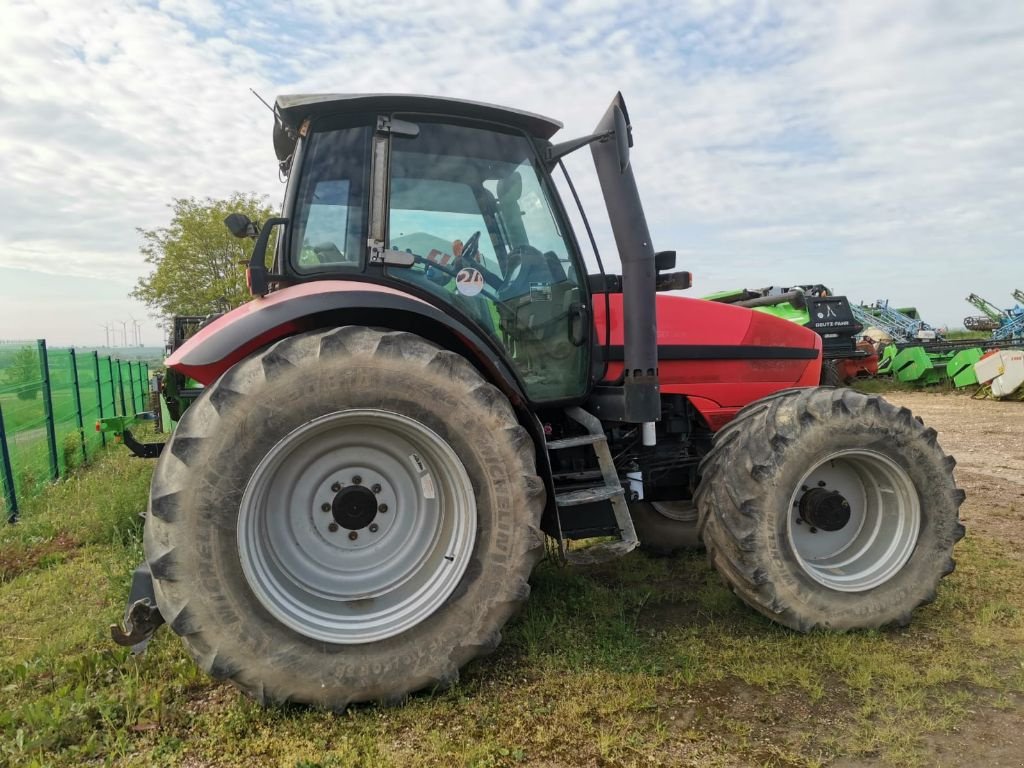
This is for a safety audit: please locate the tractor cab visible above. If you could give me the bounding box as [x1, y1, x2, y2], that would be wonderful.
[275, 103, 590, 401]
[219, 93, 666, 423]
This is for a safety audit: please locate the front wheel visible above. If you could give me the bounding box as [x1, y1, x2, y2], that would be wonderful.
[144, 327, 545, 707]
[696, 387, 965, 631]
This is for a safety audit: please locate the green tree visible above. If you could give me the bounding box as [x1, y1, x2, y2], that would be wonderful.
[5, 346, 40, 400]
[131, 193, 276, 318]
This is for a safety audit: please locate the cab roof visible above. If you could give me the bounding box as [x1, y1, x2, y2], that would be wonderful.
[272, 93, 563, 161]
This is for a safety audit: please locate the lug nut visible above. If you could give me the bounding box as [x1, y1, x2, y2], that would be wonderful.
[369, 523, 379, 533]
[817, 480, 827, 487]
[328, 522, 339, 532]
[371, 483, 382, 494]
[801, 485, 809, 492]
[352, 475, 362, 485]
[348, 531, 358, 541]
[321, 503, 331, 512]
[378, 503, 388, 513]
[331, 482, 341, 492]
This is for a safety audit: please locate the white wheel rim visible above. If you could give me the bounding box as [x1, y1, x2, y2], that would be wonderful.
[786, 449, 920, 592]
[237, 409, 477, 644]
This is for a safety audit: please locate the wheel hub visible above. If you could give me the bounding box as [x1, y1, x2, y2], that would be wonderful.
[332, 485, 378, 530]
[786, 449, 921, 593]
[798, 487, 851, 531]
[236, 409, 477, 644]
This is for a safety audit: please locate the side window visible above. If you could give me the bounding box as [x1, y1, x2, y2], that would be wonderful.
[290, 125, 371, 272]
[298, 180, 354, 267]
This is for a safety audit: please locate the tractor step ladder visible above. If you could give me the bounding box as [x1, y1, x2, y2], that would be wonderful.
[548, 406, 638, 565]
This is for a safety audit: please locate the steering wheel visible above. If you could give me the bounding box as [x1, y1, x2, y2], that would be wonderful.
[460, 230, 481, 263]
[410, 230, 505, 291]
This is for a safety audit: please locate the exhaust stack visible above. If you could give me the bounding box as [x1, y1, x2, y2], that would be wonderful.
[590, 93, 660, 426]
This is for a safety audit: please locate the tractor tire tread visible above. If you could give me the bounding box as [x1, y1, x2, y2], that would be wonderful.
[145, 327, 544, 708]
[696, 387, 965, 632]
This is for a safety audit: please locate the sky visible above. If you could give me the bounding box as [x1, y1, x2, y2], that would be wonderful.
[0, 0, 1022, 347]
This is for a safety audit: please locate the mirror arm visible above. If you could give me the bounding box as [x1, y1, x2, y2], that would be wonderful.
[544, 130, 614, 166]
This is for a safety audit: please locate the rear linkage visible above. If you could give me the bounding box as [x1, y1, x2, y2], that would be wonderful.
[97, 415, 166, 649]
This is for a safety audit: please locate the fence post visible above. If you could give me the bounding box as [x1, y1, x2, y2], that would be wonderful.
[0, 403, 18, 523]
[107, 357, 116, 417]
[69, 348, 88, 464]
[116, 359, 128, 417]
[93, 352, 106, 448]
[37, 340, 59, 481]
[128, 361, 139, 414]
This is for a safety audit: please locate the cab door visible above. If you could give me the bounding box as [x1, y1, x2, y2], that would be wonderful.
[378, 117, 591, 403]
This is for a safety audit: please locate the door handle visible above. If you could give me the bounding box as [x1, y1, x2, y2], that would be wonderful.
[568, 303, 588, 347]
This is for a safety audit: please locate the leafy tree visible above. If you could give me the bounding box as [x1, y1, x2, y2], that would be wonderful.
[131, 193, 276, 319]
[5, 346, 40, 400]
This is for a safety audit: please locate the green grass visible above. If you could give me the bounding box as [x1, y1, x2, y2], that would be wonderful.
[2, 451, 1023, 767]
[943, 330, 991, 341]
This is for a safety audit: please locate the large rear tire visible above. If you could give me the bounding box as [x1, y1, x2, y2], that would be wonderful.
[696, 387, 965, 631]
[144, 327, 545, 707]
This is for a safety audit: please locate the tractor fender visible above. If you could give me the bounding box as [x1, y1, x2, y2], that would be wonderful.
[165, 280, 527, 406]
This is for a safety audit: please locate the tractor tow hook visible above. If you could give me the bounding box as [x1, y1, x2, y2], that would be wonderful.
[111, 599, 165, 652]
[110, 561, 166, 653]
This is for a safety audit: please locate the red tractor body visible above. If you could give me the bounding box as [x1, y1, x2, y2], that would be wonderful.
[113, 92, 963, 711]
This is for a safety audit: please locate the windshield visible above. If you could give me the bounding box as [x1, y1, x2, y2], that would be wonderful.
[386, 120, 588, 401]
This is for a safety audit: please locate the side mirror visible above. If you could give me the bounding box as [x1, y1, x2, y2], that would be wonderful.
[224, 213, 259, 239]
[654, 250, 676, 272]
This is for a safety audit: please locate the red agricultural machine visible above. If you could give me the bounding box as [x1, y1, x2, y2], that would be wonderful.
[113, 93, 965, 708]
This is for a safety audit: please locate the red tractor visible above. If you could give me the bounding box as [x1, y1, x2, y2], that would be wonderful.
[115, 93, 965, 708]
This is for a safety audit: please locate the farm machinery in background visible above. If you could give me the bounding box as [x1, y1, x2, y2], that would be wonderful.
[851, 300, 940, 345]
[964, 293, 1007, 332]
[851, 292, 1023, 395]
[706, 285, 877, 384]
[963, 292, 1024, 343]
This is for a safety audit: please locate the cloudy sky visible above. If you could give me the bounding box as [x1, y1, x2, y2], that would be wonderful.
[1, 0, 1022, 347]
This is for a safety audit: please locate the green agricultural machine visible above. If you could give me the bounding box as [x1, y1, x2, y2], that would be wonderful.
[705, 285, 875, 384]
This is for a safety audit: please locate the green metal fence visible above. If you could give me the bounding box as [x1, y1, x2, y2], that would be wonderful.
[0, 340, 150, 522]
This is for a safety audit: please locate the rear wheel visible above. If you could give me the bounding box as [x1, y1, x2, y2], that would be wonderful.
[696, 387, 965, 631]
[145, 327, 545, 707]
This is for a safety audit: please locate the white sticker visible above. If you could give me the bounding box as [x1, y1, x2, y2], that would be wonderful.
[420, 473, 436, 499]
[455, 267, 484, 296]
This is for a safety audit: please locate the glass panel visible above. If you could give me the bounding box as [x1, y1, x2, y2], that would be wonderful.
[290, 125, 371, 271]
[387, 121, 588, 401]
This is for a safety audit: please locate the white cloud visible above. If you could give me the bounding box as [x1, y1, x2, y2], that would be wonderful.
[0, 0, 1022, 347]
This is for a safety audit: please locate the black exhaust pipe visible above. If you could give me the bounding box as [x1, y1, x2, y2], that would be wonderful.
[590, 93, 659, 427]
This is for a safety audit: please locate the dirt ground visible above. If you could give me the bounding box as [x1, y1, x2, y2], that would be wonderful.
[886, 391, 1024, 556]
[873, 391, 1024, 767]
